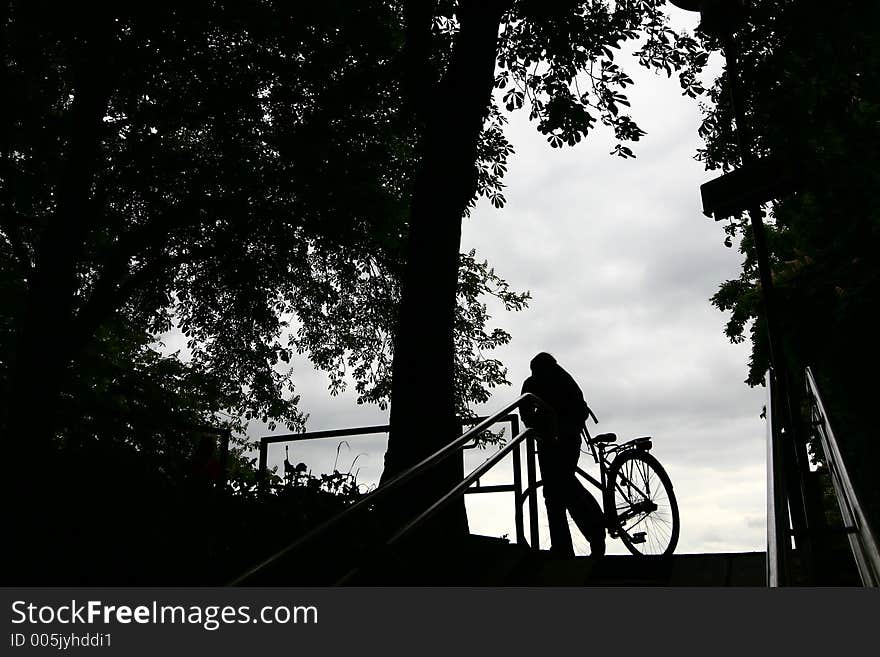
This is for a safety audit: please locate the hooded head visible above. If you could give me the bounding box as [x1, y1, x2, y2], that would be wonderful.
[530, 352, 557, 377]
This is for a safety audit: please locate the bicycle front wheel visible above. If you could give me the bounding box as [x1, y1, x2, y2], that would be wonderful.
[606, 450, 679, 556]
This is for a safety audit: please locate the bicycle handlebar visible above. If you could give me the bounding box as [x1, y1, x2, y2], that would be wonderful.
[586, 404, 598, 424]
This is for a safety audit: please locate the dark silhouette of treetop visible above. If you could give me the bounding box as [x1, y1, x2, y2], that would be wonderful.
[1, 0, 714, 582]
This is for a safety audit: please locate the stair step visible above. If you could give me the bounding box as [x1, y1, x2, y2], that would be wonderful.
[349, 534, 768, 586]
[506, 552, 766, 586]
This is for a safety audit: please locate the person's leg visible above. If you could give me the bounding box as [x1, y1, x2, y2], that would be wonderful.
[558, 435, 606, 556]
[537, 441, 574, 557]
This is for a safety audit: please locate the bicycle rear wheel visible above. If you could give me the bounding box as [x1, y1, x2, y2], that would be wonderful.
[606, 450, 679, 556]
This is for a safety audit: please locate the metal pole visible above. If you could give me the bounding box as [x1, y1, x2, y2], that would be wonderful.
[526, 433, 539, 548]
[218, 428, 230, 494]
[724, 36, 814, 575]
[258, 438, 268, 494]
[766, 369, 791, 585]
[510, 414, 525, 545]
[806, 367, 880, 586]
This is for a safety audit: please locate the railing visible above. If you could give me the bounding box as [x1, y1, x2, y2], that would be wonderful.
[765, 368, 790, 586]
[805, 367, 880, 586]
[229, 393, 554, 585]
[333, 420, 543, 585]
[257, 424, 392, 486]
[767, 365, 880, 586]
[255, 413, 537, 546]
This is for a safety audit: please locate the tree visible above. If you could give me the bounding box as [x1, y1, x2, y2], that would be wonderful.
[3, 0, 707, 558]
[2, 1, 396, 442]
[1, 0, 534, 576]
[699, 2, 879, 516]
[0, 1, 523, 448]
[381, 0, 705, 534]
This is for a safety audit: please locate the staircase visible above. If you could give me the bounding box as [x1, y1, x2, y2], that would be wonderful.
[235, 378, 877, 588]
[337, 535, 767, 586]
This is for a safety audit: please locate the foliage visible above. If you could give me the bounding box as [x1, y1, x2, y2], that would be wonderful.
[0, 0, 531, 448]
[0, 2, 542, 582]
[58, 319, 245, 462]
[496, 0, 707, 154]
[375, 1, 712, 505]
[294, 247, 530, 415]
[12, 432, 367, 584]
[454, 250, 530, 410]
[698, 1, 879, 523]
[698, 0, 880, 387]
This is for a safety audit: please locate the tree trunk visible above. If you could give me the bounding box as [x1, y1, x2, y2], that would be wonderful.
[3, 33, 114, 456]
[382, 0, 510, 540]
[3, 23, 118, 581]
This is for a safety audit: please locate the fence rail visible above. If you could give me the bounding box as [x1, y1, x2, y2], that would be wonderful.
[231, 394, 552, 584]
[805, 367, 880, 586]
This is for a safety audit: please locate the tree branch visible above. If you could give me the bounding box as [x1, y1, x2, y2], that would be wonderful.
[0, 209, 33, 275]
[69, 195, 210, 349]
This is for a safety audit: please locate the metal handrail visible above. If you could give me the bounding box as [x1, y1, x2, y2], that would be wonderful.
[335, 423, 538, 584]
[805, 367, 880, 586]
[256, 413, 527, 543]
[255, 414, 521, 486]
[258, 424, 391, 487]
[229, 392, 554, 585]
[386, 426, 535, 546]
[765, 368, 789, 586]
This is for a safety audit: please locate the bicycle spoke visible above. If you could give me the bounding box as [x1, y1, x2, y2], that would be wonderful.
[608, 451, 679, 556]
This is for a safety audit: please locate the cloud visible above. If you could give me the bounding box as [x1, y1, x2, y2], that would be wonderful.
[459, 54, 765, 553]
[251, 35, 767, 555]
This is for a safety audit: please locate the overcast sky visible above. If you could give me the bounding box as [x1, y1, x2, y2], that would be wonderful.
[241, 11, 768, 556]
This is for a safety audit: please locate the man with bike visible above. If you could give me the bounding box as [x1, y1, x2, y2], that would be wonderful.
[521, 352, 606, 557]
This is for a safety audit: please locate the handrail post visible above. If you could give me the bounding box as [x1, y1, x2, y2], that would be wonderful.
[231, 393, 554, 584]
[258, 438, 269, 494]
[218, 428, 230, 494]
[526, 432, 539, 549]
[385, 429, 536, 547]
[779, 385, 815, 582]
[510, 414, 525, 546]
[766, 368, 790, 586]
[805, 367, 880, 586]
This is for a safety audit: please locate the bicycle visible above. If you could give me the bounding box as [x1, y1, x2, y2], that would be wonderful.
[572, 408, 680, 557]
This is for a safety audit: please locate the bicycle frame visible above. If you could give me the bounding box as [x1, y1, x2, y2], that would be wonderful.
[577, 421, 656, 532]
[518, 409, 674, 554]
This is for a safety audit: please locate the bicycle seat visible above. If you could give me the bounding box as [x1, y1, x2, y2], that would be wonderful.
[592, 432, 617, 443]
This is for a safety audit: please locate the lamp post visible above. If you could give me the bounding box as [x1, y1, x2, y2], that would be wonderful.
[668, 0, 815, 583]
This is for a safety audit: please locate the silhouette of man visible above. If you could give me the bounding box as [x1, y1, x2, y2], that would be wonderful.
[521, 352, 606, 557]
